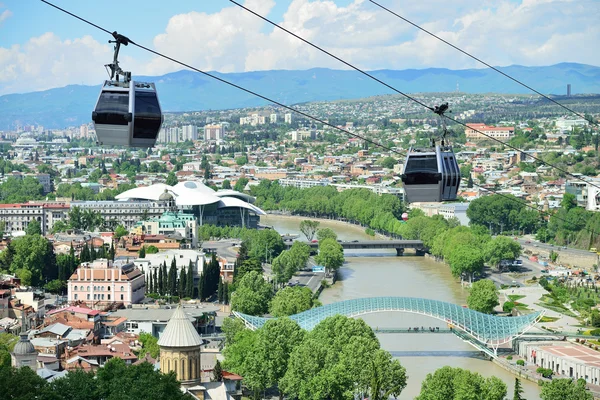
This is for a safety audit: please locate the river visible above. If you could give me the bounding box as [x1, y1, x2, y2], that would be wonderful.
[261, 214, 542, 399]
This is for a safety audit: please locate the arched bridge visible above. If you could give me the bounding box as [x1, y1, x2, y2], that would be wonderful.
[233, 297, 543, 357]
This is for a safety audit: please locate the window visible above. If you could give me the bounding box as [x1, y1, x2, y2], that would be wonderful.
[101, 294, 105, 300]
[94, 294, 97, 300]
[120, 294, 124, 301]
[87, 294, 90, 300]
[120, 286, 124, 292]
[74, 286, 78, 291]
[108, 294, 111, 300]
[74, 294, 78, 300]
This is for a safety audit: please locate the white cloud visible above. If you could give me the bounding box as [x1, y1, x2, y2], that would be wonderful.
[0, 32, 141, 95]
[0, 0, 598, 95]
[0, 8, 11, 26]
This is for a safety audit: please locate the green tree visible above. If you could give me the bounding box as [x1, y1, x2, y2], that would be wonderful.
[139, 246, 146, 258]
[540, 378, 592, 400]
[235, 155, 248, 166]
[44, 279, 66, 294]
[25, 219, 42, 236]
[50, 369, 99, 400]
[165, 172, 178, 186]
[315, 238, 344, 275]
[379, 156, 397, 169]
[513, 377, 524, 400]
[299, 220, 320, 241]
[213, 359, 223, 382]
[146, 245, 159, 254]
[561, 193, 577, 211]
[316, 227, 337, 241]
[0, 332, 18, 366]
[114, 225, 128, 239]
[0, 363, 50, 399]
[222, 179, 232, 190]
[137, 332, 160, 359]
[222, 316, 247, 346]
[467, 279, 499, 314]
[230, 271, 273, 316]
[416, 366, 506, 400]
[270, 286, 315, 317]
[9, 235, 56, 286]
[484, 236, 522, 270]
[280, 315, 406, 400]
[234, 177, 249, 192]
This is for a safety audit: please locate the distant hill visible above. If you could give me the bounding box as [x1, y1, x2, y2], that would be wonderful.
[1, 63, 599, 130]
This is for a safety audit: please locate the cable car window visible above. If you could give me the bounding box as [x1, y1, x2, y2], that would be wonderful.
[404, 156, 438, 174]
[133, 91, 162, 139]
[94, 91, 129, 125]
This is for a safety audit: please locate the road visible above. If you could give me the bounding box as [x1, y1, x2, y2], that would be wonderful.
[516, 238, 595, 258]
[202, 239, 240, 261]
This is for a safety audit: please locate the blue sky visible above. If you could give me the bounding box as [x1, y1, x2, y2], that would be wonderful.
[0, 0, 598, 95]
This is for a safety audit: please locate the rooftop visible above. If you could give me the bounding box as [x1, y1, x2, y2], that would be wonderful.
[157, 306, 203, 348]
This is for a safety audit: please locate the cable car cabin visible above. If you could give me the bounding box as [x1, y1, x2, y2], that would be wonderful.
[92, 80, 163, 147]
[401, 145, 460, 203]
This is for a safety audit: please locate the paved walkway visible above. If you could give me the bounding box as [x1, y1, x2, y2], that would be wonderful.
[500, 285, 581, 333]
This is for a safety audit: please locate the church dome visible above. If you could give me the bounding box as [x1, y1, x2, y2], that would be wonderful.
[158, 306, 202, 348]
[13, 333, 36, 355]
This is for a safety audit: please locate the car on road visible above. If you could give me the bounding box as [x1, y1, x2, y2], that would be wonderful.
[351, 240, 359, 243]
[525, 240, 531, 244]
[311, 239, 318, 243]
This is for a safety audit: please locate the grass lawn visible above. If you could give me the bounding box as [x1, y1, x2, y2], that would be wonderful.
[535, 302, 578, 318]
[508, 295, 526, 302]
[539, 316, 559, 323]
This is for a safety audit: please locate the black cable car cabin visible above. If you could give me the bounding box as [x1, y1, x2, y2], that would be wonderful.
[401, 145, 460, 203]
[92, 80, 163, 147]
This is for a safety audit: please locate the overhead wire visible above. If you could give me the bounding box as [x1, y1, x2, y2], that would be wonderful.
[227, 0, 600, 193]
[39, 0, 596, 238]
[367, 0, 599, 128]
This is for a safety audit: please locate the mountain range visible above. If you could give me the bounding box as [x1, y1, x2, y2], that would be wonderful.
[1, 63, 599, 130]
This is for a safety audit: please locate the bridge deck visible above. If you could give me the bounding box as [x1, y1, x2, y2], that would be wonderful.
[284, 239, 425, 250]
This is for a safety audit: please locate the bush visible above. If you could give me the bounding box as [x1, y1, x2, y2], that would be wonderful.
[503, 301, 516, 313]
[365, 228, 375, 236]
[536, 367, 553, 378]
[507, 355, 513, 360]
[517, 359, 525, 366]
[590, 329, 600, 336]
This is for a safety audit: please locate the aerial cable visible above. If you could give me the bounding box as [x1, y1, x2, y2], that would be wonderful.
[228, 0, 600, 192]
[367, 0, 599, 129]
[39, 0, 599, 239]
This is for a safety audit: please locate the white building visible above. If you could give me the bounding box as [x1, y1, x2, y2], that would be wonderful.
[134, 249, 205, 277]
[519, 341, 600, 385]
[0, 202, 70, 235]
[556, 118, 589, 132]
[182, 125, 199, 141]
[270, 113, 277, 123]
[279, 178, 330, 189]
[284, 113, 292, 124]
[70, 200, 171, 230]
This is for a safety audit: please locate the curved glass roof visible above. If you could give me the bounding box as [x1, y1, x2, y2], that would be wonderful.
[234, 297, 543, 345]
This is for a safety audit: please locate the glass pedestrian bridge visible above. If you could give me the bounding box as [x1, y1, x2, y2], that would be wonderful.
[233, 297, 543, 351]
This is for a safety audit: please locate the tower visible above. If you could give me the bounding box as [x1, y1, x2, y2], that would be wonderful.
[567, 84, 571, 97]
[158, 306, 203, 386]
[11, 312, 38, 370]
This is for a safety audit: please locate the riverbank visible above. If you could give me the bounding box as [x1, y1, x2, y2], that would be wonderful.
[264, 212, 388, 240]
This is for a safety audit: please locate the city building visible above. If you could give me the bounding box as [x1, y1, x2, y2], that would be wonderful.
[284, 113, 292, 124]
[67, 259, 146, 308]
[204, 124, 225, 141]
[269, 113, 277, 123]
[113, 305, 218, 338]
[11, 317, 38, 370]
[519, 341, 600, 385]
[70, 200, 171, 230]
[134, 211, 198, 248]
[182, 125, 199, 141]
[465, 123, 515, 140]
[0, 202, 69, 235]
[566, 178, 589, 208]
[556, 117, 588, 132]
[158, 306, 203, 386]
[116, 181, 265, 228]
[133, 249, 206, 277]
[279, 178, 330, 189]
